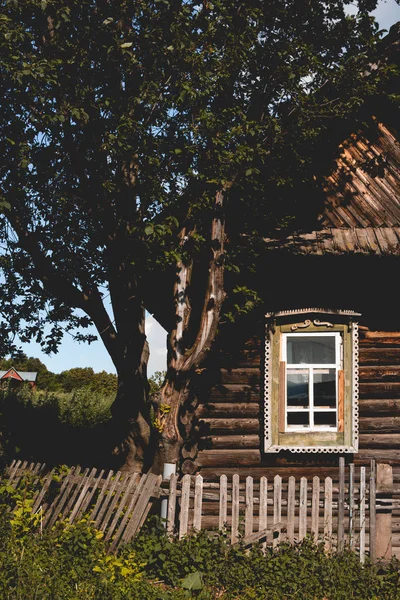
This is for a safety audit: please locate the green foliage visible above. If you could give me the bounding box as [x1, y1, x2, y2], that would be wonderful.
[1, 499, 400, 599]
[0, 384, 114, 465]
[0, 0, 392, 360]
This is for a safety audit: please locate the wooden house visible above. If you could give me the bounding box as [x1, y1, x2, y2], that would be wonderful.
[0, 368, 37, 389]
[179, 25, 400, 484]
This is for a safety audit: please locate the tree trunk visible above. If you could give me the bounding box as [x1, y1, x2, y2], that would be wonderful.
[152, 190, 226, 474]
[108, 331, 152, 473]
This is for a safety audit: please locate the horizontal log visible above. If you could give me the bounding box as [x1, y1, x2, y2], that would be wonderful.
[359, 399, 400, 415]
[359, 348, 400, 365]
[204, 434, 260, 449]
[355, 449, 400, 464]
[199, 418, 260, 434]
[196, 449, 261, 468]
[220, 368, 261, 385]
[361, 332, 400, 347]
[197, 403, 260, 418]
[359, 433, 400, 449]
[359, 415, 400, 432]
[359, 382, 400, 399]
[359, 366, 400, 382]
[209, 384, 261, 403]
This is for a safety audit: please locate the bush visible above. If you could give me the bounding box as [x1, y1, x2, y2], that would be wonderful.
[1, 483, 400, 600]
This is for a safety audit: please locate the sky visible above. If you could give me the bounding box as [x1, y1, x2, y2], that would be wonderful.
[18, 0, 400, 377]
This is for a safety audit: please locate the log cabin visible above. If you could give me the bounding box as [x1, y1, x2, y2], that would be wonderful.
[178, 24, 400, 484]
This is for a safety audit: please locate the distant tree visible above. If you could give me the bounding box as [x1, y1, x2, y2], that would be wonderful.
[0, 0, 395, 470]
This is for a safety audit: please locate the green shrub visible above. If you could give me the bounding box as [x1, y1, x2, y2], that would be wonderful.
[1, 486, 400, 600]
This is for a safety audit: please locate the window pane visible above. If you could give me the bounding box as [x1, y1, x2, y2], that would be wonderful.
[287, 336, 336, 364]
[287, 412, 309, 427]
[314, 412, 336, 427]
[314, 369, 336, 407]
[287, 369, 309, 407]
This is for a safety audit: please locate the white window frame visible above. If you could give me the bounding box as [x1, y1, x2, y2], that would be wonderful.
[282, 332, 342, 433]
[263, 308, 360, 454]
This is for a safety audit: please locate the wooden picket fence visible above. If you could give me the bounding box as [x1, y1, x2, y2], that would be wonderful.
[1, 459, 162, 552]
[1, 458, 398, 560]
[164, 458, 397, 563]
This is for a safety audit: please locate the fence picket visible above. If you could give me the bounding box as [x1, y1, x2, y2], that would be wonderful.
[96, 472, 122, 530]
[231, 474, 240, 544]
[324, 477, 333, 552]
[338, 457, 345, 552]
[245, 476, 254, 539]
[311, 476, 320, 543]
[299, 477, 307, 541]
[273, 475, 282, 547]
[179, 474, 191, 539]
[193, 474, 203, 532]
[360, 467, 366, 564]
[167, 473, 178, 534]
[219, 475, 228, 530]
[90, 470, 114, 522]
[369, 460, 376, 563]
[287, 476, 295, 543]
[349, 463, 355, 550]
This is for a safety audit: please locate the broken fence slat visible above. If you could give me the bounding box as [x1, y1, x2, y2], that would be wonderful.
[233, 522, 286, 548]
[45, 467, 80, 528]
[61, 467, 90, 521]
[90, 470, 114, 522]
[69, 467, 98, 523]
[110, 473, 148, 550]
[96, 472, 122, 530]
[105, 473, 140, 543]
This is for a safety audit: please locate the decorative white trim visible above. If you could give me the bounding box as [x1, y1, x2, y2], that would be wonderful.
[351, 323, 360, 452]
[265, 308, 361, 318]
[264, 314, 360, 454]
[263, 326, 272, 453]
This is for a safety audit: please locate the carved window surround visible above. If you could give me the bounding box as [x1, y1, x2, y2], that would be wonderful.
[264, 308, 360, 454]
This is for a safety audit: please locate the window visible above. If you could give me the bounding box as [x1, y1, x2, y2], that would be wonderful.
[264, 309, 359, 453]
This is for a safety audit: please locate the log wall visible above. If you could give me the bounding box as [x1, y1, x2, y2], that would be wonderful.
[189, 329, 400, 481]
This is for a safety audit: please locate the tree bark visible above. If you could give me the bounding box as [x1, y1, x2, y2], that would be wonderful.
[153, 191, 226, 474]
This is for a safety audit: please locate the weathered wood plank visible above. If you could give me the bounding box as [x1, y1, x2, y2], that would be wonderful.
[273, 475, 282, 547]
[324, 477, 333, 552]
[245, 476, 254, 539]
[299, 477, 307, 541]
[231, 474, 240, 544]
[111, 474, 148, 549]
[259, 476, 268, 550]
[32, 468, 56, 514]
[98, 472, 124, 531]
[369, 461, 376, 563]
[360, 467, 366, 564]
[96, 472, 122, 529]
[197, 403, 260, 418]
[219, 474, 228, 530]
[61, 468, 90, 520]
[193, 475, 203, 532]
[167, 473, 178, 534]
[359, 383, 400, 399]
[359, 366, 400, 382]
[359, 348, 400, 365]
[46, 467, 80, 528]
[198, 419, 260, 434]
[90, 470, 114, 522]
[311, 476, 320, 543]
[122, 473, 162, 544]
[359, 413, 400, 429]
[220, 368, 261, 385]
[287, 476, 295, 544]
[69, 467, 98, 523]
[349, 464, 355, 550]
[359, 434, 400, 448]
[204, 435, 260, 449]
[208, 384, 260, 403]
[338, 458, 345, 552]
[179, 474, 191, 540]
[105, 474, 140, 543]
[196, 449, 261, 468]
